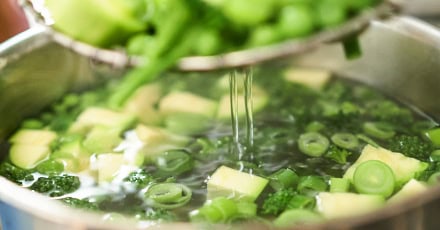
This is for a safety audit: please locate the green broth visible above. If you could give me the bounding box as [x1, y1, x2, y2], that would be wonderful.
[1, 64, 439, 226]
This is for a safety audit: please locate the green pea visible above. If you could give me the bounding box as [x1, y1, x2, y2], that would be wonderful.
[317, 0, 347, 28]
[222, 0, 276, 26]
[277, 5, 315, 39]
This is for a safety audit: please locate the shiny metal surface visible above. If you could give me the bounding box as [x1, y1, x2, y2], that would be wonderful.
[1, 16, 440, 229]
[0, 26, 125, 141]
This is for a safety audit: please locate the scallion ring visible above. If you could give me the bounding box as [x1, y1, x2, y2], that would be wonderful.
[331, 133, 359, 150]
[298, 132, 329, 157]
[353, 160, 395, 197]
[153, 150, 193, 175]
[363, 122, 395, 140]
[144, 183, 192, 209]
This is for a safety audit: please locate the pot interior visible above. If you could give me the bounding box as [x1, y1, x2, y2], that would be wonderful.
[0, 16, 440, 229]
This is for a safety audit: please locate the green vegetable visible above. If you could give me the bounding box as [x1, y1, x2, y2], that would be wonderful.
[344, 145, 428, 186]
[286, 194, 315, 210]
[247, 25, 281, 47]
[190, 197, 255, 223]
[428, 172, 440, 185]
[46, 0, 148, 47]
[144, 183, 192, 209]
[329, 178, 350, 193]
[363, 122, 395, 140]
[21, 119, 44, 129]
[60, 197, 98, 211]
[135, 208, 176, 222]
[221, 0, 276, 26]
[305, 121, 326, 132]
[348, 0, 381, 11]
[331, 133, 359, 150]
[324, 145, 352, 164]
[317, 0, 347, 28]
[297, 176, 328, 195]
[261, 188, 296, 216]
[123, 169, 154, 189]
[0, 162, 34, 185]
[430, 150, 440, 162]
[367, 100, 413, 126]
[82, 126, 123, 153]
[107, 26, 200, 108]
[235, 201, 257, 218]
[425, 128, 440, 147]
[356, 133, 380, 148]
[298, 132, 330, 157]
[388, 135, 433, 160]
[273, 209, 322, 228]
[30, 175, 80, 197]
[268, 168, 299, 191]
[36, 159, 64, 175]
[342, 35, 362, 60]
[353, 160, 395, 197]
[152, 150, 193, 176]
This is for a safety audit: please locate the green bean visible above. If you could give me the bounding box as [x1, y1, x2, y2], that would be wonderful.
[343, 35, 362, 60]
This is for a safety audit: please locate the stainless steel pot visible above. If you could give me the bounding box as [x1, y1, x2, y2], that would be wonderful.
[1, 16, 440, 230]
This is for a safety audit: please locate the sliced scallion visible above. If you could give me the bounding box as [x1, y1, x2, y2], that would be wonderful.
[298, 132, 329, 157]
[273, 209, 322, 228]
[153, 150, 193, 176]
[297, 176, 328, 195]
[363, 122, 395, 140]
[268, 168, 299, 191]
[329, 177, 350, 193]
[353, 160, 395, 197]
[331, 133, 359, 150]
[356, 133, 380, 148]
[428, 172, 440, 185]
[286, 194, 315, 210]
[425, 128, 440, 147]
[430, 150, 440, 162]
[144, 183, 192, 209]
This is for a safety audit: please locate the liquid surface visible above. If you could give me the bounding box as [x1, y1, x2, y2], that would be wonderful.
[1, 64, 439, 227]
